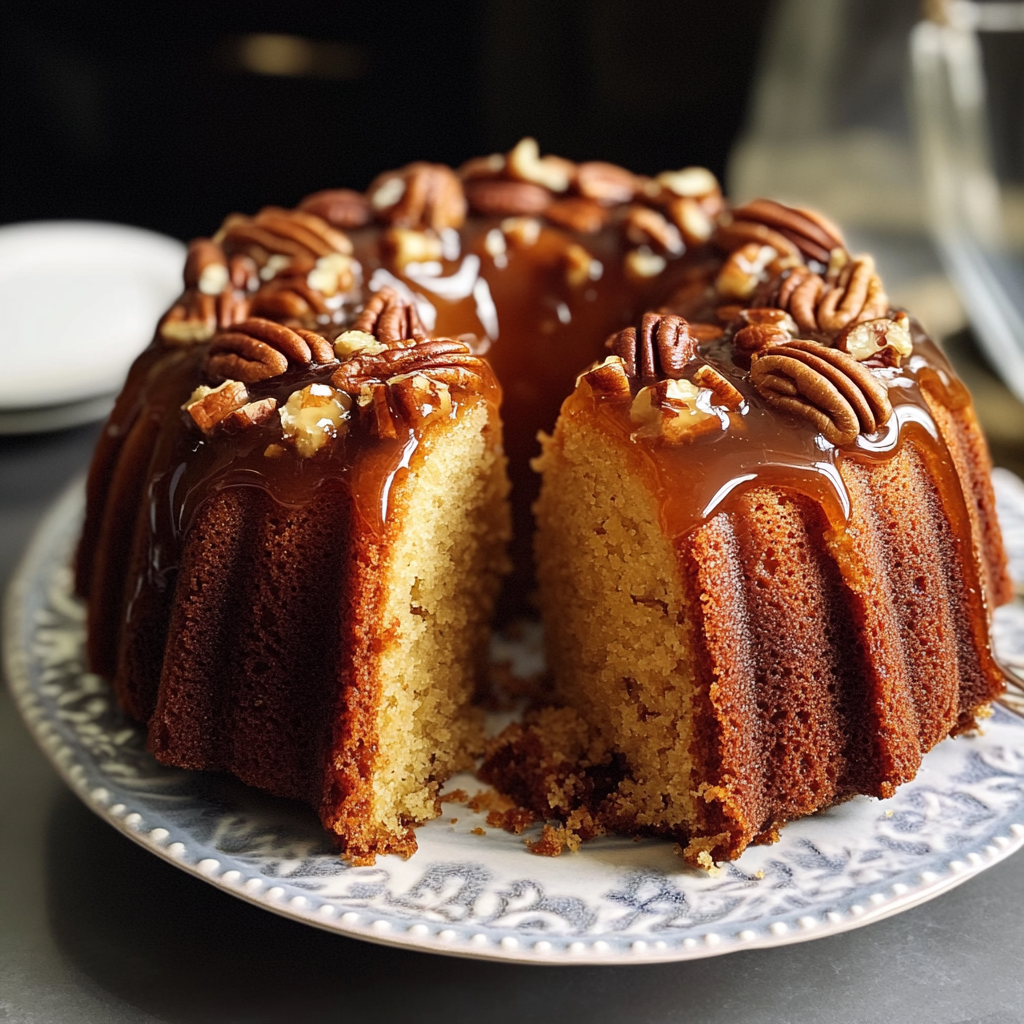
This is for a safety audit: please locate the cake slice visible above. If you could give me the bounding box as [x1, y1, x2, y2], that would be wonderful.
[483, 308, 1009, 867]
[79, 284, 510, 863]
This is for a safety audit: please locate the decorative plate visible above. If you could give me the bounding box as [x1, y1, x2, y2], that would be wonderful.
[6, 474, 1024, 965]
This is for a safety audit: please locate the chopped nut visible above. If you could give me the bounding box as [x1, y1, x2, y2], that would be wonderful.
[279, 383, 352, 457]
[625, 206, 684, 256]
[506, 137, 573, 193]
[563, 243, 598, 287]
[692, 364, 744, 409]
[836, 312, 913, 363]
[263, 443, 286, 458]
[738, 307, 799, 334]
[630, 378, 718, 443]
[715, 242, 778, 301]
[306, 252, 356, 296]
[220, 397, 278, 433]
[380, 228, 444, 268]
[459, 152, 505, 179]
[656, 166, 720, 199]
[578, 355, 632, 397]
[334, 330, 388, 359]
[666, 196, 714, 248]
[387, 372, 454, 424]
[624, 248, 667, 280]
[182, 380, 249, 433]
[501, 217, 542, 247]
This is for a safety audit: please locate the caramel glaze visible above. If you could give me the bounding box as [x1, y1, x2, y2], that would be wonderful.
[346, 220, 714, 613]
[77, 333, 501, 815]
[563, 322, 1010, 858]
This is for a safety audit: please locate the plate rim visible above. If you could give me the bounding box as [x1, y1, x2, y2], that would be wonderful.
[5, 479, 1024, 966]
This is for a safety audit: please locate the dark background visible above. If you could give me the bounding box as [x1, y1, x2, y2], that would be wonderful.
[0, 0, 771, 242]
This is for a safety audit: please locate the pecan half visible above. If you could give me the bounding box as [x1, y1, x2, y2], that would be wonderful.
[607, 313, 698, 381]
[367, 162, 466, 231]
[750, 340, 892, 445]
[331, 339, 484, 394]
[716, 199, 845, 266]
[205, 318, 335, 383]
[773, 256, 889, 339]
[464, 178, 553, 217]
[351, 287, 427, 346]
[217, 207, 353, 266]
[575, 161, 639, 205]
[545, 196, 608, 234]
[666, 196, 714, 248]
[625, 206, 684, 255]
[298, 188, 372, 229]
[184, 239, 230, 296]
[159, 288, 250, 346]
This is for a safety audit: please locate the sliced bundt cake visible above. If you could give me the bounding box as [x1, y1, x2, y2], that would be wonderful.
[78, 284, 510, 863]
[483, 235, 1011, 866]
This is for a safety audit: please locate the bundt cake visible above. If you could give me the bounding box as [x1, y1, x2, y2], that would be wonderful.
[481, 238, 1011, 866]
[75, 137, 1010, 866]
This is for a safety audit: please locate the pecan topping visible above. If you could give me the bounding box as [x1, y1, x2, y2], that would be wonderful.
[575, 161, 639, 205]
[545, 196, 608, 234]
[836, 312, 913, 364]
[367, 162, 466, 231]
[159, 288, 250, 346]
[182, 381, 250, 434]
[249, 253, 356, 324]
[775, 255, 889, 339]
[206, 318, 335, 383]
[279, 383, 352, 457]
[731, 308, 798, 355]
[217, 207, 353, 267]
[666, 196, 714, 248]
[506, 137, 574, 193]
[625, 206, 684, 255]
[716, 199, 845, 266]
[184, 239, 230, 296]
[464, 179, 553, 217]
[578, 356, 633, 398]
[298, 188, 372, 229]
[715, 242, 782, 301]
[691, 364, 744, 409]
[607, 313, 698, 381]
[351, 287, 427, 345]
[750, 340, 892, 445]
[629, 378, 720, 444]
[331, 339, 485, 394]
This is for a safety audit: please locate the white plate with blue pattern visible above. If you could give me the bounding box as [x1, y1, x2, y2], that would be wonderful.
[6, 473, 1024, 965]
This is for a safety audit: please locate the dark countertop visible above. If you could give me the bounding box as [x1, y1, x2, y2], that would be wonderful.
[2, 414, 1024, 1024]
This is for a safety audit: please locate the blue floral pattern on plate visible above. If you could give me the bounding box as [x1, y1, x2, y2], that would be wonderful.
[5, 477, 1024, 964]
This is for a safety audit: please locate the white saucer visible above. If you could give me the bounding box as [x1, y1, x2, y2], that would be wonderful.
[0, 221, 185, 416]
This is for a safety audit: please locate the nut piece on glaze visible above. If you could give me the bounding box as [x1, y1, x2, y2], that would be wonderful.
[506, 137, 575, 193]
[182, 380, 250, 434]
[279, 383, 352, 458]
[629, 378, 719, 444]
[836, 312, 913, 364]
[577, 355, 633, 398]
[367, 163, 467, 232]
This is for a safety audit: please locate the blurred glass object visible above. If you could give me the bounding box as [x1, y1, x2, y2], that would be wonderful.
[728, 0, 973, 342]
[910, 1, 1024, 401]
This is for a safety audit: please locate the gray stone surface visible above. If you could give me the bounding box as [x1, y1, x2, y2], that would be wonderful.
[2, 424, 1023, 1024]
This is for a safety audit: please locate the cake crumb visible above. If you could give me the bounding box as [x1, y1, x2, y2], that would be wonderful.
[885, 810, 894, 818]
[442, 788, 469, 804]
[471, 827, 486, 836]
[526, 824, 569, 856]
[449, 818, 458, 824]
[755, 870, 765, 879]
[469, 788, 516, 814]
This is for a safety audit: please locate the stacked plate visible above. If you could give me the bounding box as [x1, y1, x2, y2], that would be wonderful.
[0, 221, 185, 434]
